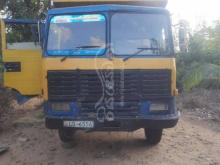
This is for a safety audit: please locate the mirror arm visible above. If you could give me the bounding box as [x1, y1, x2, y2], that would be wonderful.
[37, 21, 41, 46]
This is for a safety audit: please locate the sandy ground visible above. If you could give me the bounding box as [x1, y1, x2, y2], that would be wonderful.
[0, 90, 220, 165]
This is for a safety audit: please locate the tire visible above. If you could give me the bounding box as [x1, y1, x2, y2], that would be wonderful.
[58, 128, 75, 143]
[144, 128, 163, 145]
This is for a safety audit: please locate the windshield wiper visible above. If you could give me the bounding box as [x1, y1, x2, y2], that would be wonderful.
[75, 45, 101, 49]
[60, 45, 101, 62]
[123, 47, 160, 62]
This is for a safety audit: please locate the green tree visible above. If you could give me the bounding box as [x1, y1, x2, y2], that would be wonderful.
[177, 21, 220, 91]
[1, 0, 49, 19]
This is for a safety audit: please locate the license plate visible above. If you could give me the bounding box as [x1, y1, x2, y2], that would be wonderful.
[63, 121, 94, 128]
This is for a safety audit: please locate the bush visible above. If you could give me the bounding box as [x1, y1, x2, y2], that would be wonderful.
[176, 20, 220, 91]
[176, 53, 220, 91]
[198, 79, 220, 89]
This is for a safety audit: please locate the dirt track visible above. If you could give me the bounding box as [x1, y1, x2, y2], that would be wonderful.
[0, 91, 220, 165]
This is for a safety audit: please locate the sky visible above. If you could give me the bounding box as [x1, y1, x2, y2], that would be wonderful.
[167, 0, 220, 29]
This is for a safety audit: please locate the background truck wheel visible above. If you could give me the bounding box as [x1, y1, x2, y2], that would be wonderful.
[58, 128, 75, 143]
[144, 128, 163, 145]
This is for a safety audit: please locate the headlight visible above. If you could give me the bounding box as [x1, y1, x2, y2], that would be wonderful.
[149, 103, 168, 112]
[51, 103, 70, 111]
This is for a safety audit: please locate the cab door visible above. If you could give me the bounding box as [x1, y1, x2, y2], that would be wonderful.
[0, 19, 42, 96]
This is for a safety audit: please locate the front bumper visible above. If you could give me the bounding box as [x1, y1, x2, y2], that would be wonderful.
[45, 112, 180, 131]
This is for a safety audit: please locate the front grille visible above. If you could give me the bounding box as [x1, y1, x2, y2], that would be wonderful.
[48, 69, 171, 101]
[47, 69, 171, 115]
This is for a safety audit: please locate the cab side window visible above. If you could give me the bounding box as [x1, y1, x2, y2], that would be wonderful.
[6, 22, 40, 50]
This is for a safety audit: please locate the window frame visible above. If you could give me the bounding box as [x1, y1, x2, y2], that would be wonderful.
[45, 13, 108, 57]
[110, 11, 174, 57]
[5, 21, 40, 50]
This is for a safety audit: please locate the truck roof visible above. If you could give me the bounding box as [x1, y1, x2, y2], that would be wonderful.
[48, 4, 169, 15]
[51, 0, 168, 8]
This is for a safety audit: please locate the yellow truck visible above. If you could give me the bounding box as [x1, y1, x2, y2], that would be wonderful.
[1, 0, 179, 145]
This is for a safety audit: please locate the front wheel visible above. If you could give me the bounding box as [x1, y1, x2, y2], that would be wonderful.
[58, 128, 75, 143]
[144, 128, 163, 145]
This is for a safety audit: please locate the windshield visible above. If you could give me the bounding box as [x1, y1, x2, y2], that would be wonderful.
[111, 13, 171, 56]
[47, 14, 106, 56]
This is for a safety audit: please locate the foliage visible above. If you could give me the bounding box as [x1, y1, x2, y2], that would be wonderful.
[6, 24, 38, 44]
[1, 0, 49, 19]
[1, 1, 48, 46]
[177, 21, 220, 91]
[182, 63, 220, 91]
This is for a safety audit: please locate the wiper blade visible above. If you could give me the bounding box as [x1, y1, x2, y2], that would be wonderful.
[137, 47, 160, 51]
[60, 45, 101, 62]
[123, 47, 160, 62]
[75, 45, 101, 49]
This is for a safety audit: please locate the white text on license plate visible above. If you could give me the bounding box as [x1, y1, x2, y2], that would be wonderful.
[63, 121, 94, 128]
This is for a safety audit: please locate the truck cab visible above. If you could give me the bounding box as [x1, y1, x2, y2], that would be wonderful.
[1, 0, 180, 145]
[44, 1, 179, 145]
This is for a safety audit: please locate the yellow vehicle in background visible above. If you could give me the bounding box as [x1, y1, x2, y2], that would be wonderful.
[0, 19, 42, 96]
[1, 0, 179, 145]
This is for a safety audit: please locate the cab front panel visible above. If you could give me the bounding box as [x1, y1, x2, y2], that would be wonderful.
[43, 57, 179, 130]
